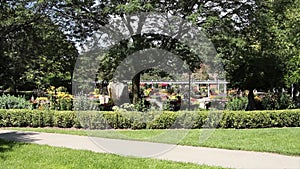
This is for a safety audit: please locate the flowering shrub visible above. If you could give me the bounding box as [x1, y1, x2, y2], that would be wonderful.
[32, 86, 74, 111]
[113, 101, 149, 112]
[143, 88, 152, 97]
[113, 103, 134, 111]
[31, 97, 50, 110]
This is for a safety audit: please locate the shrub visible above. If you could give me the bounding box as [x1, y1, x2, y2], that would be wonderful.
[262, 92, 295, 110]
[225, 97, 248, 110]
[0, 94, 31, 109]
[47, 86, 73, 111]
[32, 97, 50, 110]
[73, 95, 100, 111]
[0, 109, 299, 129]
[0, 109, 78, 128]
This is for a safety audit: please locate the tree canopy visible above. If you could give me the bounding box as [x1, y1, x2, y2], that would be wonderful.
[1, 0, 299, 108]
[63, 0, 262, 103]
[0, 0, 78, 92]
[205, 0, 299, 109]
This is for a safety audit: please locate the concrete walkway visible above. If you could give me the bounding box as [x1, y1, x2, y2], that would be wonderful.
[0, 130, 299, 169]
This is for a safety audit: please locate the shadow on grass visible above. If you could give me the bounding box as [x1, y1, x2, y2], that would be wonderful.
[0, 139, 20, 159]
[0, 130, 40, 159]
[0, 130, 40, 143]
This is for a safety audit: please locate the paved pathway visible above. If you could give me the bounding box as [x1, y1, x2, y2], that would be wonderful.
[0, 130, 299, 169]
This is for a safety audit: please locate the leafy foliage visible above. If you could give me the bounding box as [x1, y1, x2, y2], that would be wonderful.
[1, 109, 299, 129]
[0, 0, 78, 92]
[47, 86, 73, 111]
[0, 94, 31, 109]
[59, 0, 262, 103]
[261, 92, 295, 110]
[0, 109, 79, 128]
[220, 0, 300, 110]
[1, 0, 299, 109]
[225, 97, 248, 111]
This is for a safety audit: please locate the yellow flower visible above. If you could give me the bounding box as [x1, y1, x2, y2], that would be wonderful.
[36, 97, 48, 101]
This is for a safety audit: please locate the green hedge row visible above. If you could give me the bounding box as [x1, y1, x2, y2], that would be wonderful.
[0, 109, 299, 129]
[0, 109, 80, 128]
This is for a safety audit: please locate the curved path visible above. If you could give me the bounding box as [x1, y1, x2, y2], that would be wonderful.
[0, 130, 299, 169]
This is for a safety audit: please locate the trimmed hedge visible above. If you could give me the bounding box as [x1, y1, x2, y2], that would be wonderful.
[0, 109, 299, 129]
[0, 109, 80, 128]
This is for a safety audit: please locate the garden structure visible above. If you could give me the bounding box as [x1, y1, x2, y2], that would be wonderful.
[97, 80, 229, 111]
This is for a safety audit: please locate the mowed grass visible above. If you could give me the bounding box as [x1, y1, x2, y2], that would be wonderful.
[0, 139, 223, 169]
[4, 127, 300, 156]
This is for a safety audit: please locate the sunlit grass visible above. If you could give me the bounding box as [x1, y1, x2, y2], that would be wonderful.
[0, 139, 224, 169]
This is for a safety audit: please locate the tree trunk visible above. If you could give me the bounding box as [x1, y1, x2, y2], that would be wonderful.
[292, 83, 299, 102]
[246, 89, 256, 111]
[132, 73, 141, 104]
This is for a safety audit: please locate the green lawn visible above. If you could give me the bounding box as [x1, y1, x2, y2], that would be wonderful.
[0, 139, 223, 169]
[3, 127, 300, 156]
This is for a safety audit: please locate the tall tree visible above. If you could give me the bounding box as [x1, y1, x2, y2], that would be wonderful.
[53, 0, 260, 103]
[44, 0, 298, 107]
[281, 0, 300, 101]
[0, 0, 78, 92]
[221, 0, 299, 110]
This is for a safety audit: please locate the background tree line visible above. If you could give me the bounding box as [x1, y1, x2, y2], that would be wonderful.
[0, 0, 299, 110]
